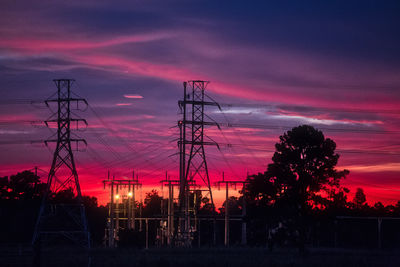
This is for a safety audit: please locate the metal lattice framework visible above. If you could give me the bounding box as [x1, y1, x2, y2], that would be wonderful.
[178, 80, 219, 245]
[32, 79, 90, 248]
[103, 172, 142, 248]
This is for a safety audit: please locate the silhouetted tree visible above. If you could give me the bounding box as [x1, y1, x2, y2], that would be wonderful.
[269, 125, 349, 209]
[244, 172, 277, 207]
[219, 196, 242, 215]
[242, 172, 277, 245]
[245, 125, 349, 250]
[51, 188, 76, 203]
[0, 176, 9, 198]
[373, 201, 386, 216]
[143, 189, 163, 216]
[198, 196, 217, 215]
[353, 188, 367, 208]
[314, 186, 350, 214]
[0, 170, 108, 245]
[1, 171, 45, 200]
[83, 195, 98, 209]
[394, 201, 400, 216]
[329, 187, 350, 210]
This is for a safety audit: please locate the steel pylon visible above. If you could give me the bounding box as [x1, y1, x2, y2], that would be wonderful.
[178, 80, 220, 245]
[32, 79, 90, 248]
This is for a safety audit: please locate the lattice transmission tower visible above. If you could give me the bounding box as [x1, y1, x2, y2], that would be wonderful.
[178, 80, 220, 245]
[32, 79, 90, 248]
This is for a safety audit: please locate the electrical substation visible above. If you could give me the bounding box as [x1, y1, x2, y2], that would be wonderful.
[30, 78, 400, 252]
[33, 79, 247, 250]
[100, 80, 247, 248]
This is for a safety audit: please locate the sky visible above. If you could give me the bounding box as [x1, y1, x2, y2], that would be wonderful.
[1, 0, 400, 206]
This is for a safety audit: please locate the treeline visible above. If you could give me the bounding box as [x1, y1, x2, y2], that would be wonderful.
[1, 170, 399, 248]
[1, 125, 400, 248]
[0, 170, 107, 245]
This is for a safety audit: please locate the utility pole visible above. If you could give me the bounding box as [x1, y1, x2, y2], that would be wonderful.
[178, 80, 220, 246]
[109, 173, 115, 247]
[32, 79, 90, 248]
[216, 173, 249, 247]
[160, 175, 180, 246]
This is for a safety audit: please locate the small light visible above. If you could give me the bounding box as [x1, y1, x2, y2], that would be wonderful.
[115, 194, 120, 199]
[128, 192, 133, 197]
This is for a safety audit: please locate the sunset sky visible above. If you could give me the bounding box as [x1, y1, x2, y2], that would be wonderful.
[1, 0, 400, 206]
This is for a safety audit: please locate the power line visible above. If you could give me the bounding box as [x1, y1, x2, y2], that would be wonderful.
[215, 122, 400, 134]
[218, 107, 269, 167]
[218, 102, 400, 115]
[0, 140, 43, 145]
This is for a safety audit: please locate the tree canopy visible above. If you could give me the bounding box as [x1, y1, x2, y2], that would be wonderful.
[244, 124, 351, 223]
[268, 125, 349, 208]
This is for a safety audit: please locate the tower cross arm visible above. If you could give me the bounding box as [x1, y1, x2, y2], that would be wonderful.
[178, 100, 220, 107]
[182, 141, 219, 147]
[45, 98, 88, 105]
[44, 138, 87, 145]
[183, 121, 219, 127]
[45, 118, 88, 126]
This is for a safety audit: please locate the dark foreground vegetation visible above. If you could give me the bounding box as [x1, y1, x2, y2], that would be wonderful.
[1, 125, 400, 266]
[2, 246, 400, 267]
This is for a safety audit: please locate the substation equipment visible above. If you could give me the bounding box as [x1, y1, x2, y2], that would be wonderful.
[103, 172, 142, 247]
[101, 80, 249, 248]
[216, 173, 249, 247]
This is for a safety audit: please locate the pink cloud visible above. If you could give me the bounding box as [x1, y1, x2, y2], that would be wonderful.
[1, 25, 399, 207]
[124, 94, 143, 99]
[0, 32, 174, 52]
[116, 103, 132, 106]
